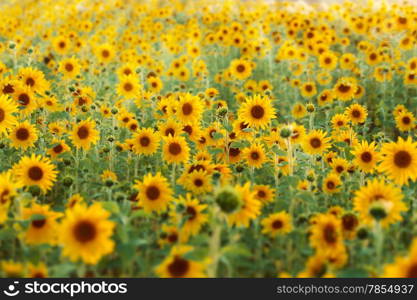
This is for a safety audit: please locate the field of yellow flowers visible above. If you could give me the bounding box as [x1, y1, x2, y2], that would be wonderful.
[1, 0, 417, 278]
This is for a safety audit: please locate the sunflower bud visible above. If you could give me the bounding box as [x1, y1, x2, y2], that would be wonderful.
[215, 186, 241, 214]
[280, 127, 291, 138]
[356, 227, 369, 240]
[369, 203, 387, 221]
[8, 42, 16, 49]
[111, 108, 118, 115]
[306, 103, 315, 113]
[28, 185, 41, 197]
[104, 179, 114, 187]
[62, 177, 73, 187]
[216, 107, 228, 118]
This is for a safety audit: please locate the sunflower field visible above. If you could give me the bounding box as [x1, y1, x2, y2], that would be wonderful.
[1, 0, 417, 279]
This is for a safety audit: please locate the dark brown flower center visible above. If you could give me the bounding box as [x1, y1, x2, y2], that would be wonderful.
[53, 144, 64, 154]
[168, 256, 190, 277]
[18, 93, 30, 106]
[146, 186, 160, 200]
[186, 206, 197, 221]
[310, 137, 321, 148]
[194, 178, 203, 187]
[123, 83, 133, 92]
[77, 126, 89, 139]
[236, 64, 245, 73]
[65, 63, 74, 72]
[28, 166, 43, 181]
[250, 151, 260, 160]
[272, 219, 283, 229]
[338, 84, 350, 93]
[323, 224, 337, 244]
[182, 103, 193, 115]
[26, 78, 35, 87]
[361, 151, 372, 163]
[394, 150, 412, 168]
[342, 214, 358, 231]
[139, 136, 150, 147]
[16, 128, 29, 140]
[168, 142, 181, 155]
[326, 181, 335, 190]
[250, 105, 265, 119]
[32, 218, 46, 228]
[73, 221, 96, 243]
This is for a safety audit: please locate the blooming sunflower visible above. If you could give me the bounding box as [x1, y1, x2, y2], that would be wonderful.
[155, 245, 207, 278]
[0, 94, 18, 135]
[261, 211, 292, 238]
[183, 169, 213, 195]
[176, 93, 204, 124]
[230, 58, 252, 80]
[238, 94, 276, 129]
[333, 77, 357, 101]
[59, 57, 80, 79]
[309, 213, 345, 256]
[47, 139, 70, 159]
[253, 185, 275, 204]
[323, 173, 341, 194]
[134, 172, 173, 213]
[395, 111, 415, 132]
[345, 103, 367, 124]
[351, 140, 379, 173]
[131, 127, 160, 155]
[18, 67, 49, 94]
[227, 182, 261, 227]
[59, 203, 115, 265]
[162, 135, 190, 164]
[117, 74, 141, 99]
[13, 154, 58, 193]
[70, 119, 100, 150]
[353, 179, 407, 227]
[170, 194, 208, 240]
[27, 262, 48, 278]
[379, 137, 417, 185]
[243, 143, 267, 168]
[302, 129, 331, 155]
[8, 121, 38, 150]
[21, 203, 62, 245]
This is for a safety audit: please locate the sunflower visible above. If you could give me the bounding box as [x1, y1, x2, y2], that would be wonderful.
[302, 129, 331, 155]
[230, 58, 252, 80]
[59, 203, 115, 264]
[333, 77, 357, 101]
[13, 154, 58, 193]
[162, 135, 190, 164]
[27, 262, 48, 278]
[66, 194, 85, 209]
[379, 137, 417, 185]
[21, 203, 62, 245]
[319, 51, 338, 70]
[261, 211, 292, 238]
[1, 260, 24, 277]
[117, 74, 141, 99]
[330, 157, 349, 175]
[176, 93, 204, 124]
[70, 119, 100, 150]
[134, 172, 173, 213]
[59, 57, 80, 79]
[351, 140, 379, 173]
[395, 111, 415, 131]
[300, 81, 317, 98]
[331, 113, 349, 130]
[317, 90, 335, 106]
[238, 94, 276, 129]
[253, 184, 275, 204]
[0, 94, 18, 135]
[297, 253, 334, 278]
[12, 85, 37, 116]
[309, 213, 345, 254]
[243, 143, 267, 168]
[9, 121, 38, 150]
[158, 225, 182, 246]
[18, 67, 49, 94]
[292, 103, 307, 119]
[341, 213, 359, 240]
[345, 103, 367, 124]
[183, 170, 213, 195]
[95, 43, 115, 63]
[227, 182, 261, 227]
[170, 194, 208, 239]
[322, 173, 341, 194]
[155, 245, 207, 278]
[383, 238, 417, 277]
[47, 139, 70, 159]
[353, 179, 407, 227]
[131, 127, 160, 155]
[0, 171, 19, 224]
